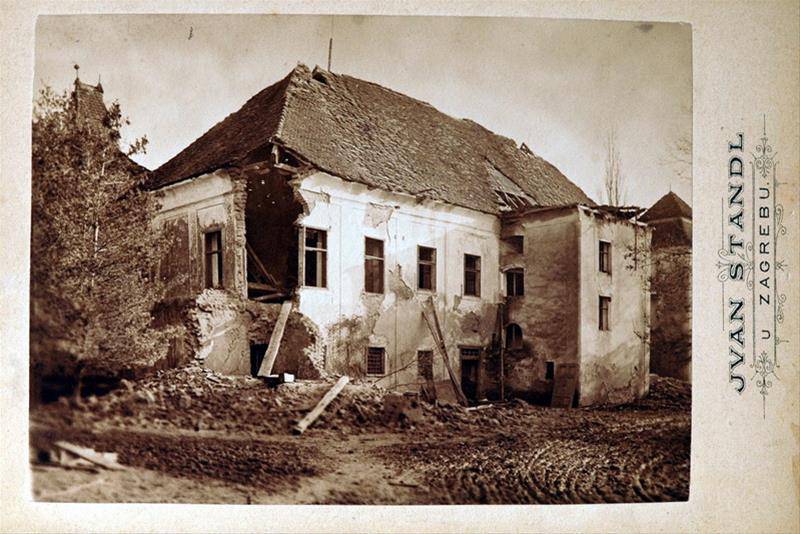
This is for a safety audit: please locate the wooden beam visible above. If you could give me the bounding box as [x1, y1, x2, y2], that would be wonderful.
[293, 376, 350, 435]
[246, 241, 279, 288]
[248, 281, 279, 292]
[257, 300, 293, 377]
[53, 441, 126, 471]
[421, 297, 468, 406]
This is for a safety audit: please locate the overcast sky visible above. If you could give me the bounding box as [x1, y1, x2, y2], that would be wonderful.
[35, 15, 692, 207]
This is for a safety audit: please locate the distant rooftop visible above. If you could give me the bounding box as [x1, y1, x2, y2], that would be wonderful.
[640, 191, 692, 222]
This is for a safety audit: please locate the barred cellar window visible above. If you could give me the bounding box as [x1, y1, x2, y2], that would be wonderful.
[366, 347, 385, 375]
[417, 246, 436, 291]
[599, 240, 612, 274]
[365, 237, 385, 293]
[302, 228, 327, 287]
[204, 230, 223, 288]
[464, 254, 481, 297]
[599, 296, 611, 331]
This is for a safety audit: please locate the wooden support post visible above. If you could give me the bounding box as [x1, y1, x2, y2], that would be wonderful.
[293, 376, 350, 435]
[421, 297, 468, 406]
[257, 300, 293, 377]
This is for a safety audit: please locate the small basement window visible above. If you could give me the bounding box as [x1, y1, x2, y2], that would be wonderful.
[365, 237, 385, 293]
[204, 230, 223, 289]
[417, 350, 433, 380]
[506, 323, 523, 349]
[366, 347, 385, 376]
[506, 269, 524, 296]
[599, 240, 612, 274]
[599, 296, 611, 331]
[417, 246, 436, 291]
[302, 228, 327, 288]
[464, 254, 481, 297]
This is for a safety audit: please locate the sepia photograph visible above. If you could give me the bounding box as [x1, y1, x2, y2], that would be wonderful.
[28, 14, 692, 505]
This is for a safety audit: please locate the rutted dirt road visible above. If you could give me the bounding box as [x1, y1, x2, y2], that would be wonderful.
[31, 372, 690, 504]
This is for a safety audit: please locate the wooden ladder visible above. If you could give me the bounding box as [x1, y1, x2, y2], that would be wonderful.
[421, 297, 468, 406]
[257, 300, 293, 377]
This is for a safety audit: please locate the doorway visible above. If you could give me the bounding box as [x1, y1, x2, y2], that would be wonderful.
[460, 347, 481, 403]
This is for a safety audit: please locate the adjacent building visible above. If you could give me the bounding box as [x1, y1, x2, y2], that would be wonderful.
[641, 191, 692, 382]
[148, 64, 651, 405]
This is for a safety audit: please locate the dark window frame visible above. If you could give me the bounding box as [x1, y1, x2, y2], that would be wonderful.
[417, 245, 437, 292]
[302, 227, 328, 288]
[599, 240, 612, 274]
[505, 323, 523, 349]
[599, 295, 611, 331]
[204, 229, 224, 289]
[364, 237, 385, 294]
[463, 254, 481, 297]
[366, 346, 386, 376]
[506, 268, 524, 297]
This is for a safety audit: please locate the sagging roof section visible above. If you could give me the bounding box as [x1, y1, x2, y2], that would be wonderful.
[150, 64, 594, 214]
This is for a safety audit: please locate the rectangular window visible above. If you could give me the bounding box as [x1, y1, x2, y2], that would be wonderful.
[365, 237, 384, 293]
[599, 296, 611, 331]
[417, 246, 436, 291]
[417, 350, 433, 380]
[464, 254, 481, 297]
[506, 269, 524, 296]
[366, 347, 385, 375]
[204, 230, 223, 288]
[599, 240, 612, 274]
[302, 228, 327, 288]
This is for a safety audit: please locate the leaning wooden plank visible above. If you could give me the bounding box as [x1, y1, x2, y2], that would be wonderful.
[422, 297, 469, 406]
[246, 242, 280, 288]
[53, 441, 126, 471]
[293, 376, 350, 435]
[257, 300, 293, 377]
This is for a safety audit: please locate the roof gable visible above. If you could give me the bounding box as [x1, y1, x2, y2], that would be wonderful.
[150, 64, 593, 214]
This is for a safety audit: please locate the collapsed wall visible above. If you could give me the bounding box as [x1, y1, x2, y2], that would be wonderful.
[181, 289, 323, 378]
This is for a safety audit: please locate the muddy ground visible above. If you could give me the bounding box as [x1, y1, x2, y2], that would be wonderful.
[30, 368, 690, 504]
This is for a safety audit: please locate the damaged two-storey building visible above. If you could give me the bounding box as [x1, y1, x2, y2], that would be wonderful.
[148, 64, 651, 406]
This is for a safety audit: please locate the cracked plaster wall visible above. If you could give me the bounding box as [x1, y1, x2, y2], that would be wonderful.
[294, 171, 501, 392]
[577, 208, 651, 405]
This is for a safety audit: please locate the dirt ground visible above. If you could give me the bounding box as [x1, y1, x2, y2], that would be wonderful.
[30, 369, 690, 504]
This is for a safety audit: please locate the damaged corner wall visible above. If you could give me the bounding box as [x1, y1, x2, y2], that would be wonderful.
[153, 170, 248, 299]
[179, 289, 322, 378]
[577, 208, 651, 406]
[499, 209, 581, 403]
[293, 171, 500, 396]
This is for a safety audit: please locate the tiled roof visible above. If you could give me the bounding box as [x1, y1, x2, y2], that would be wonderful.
[150, 64, 593, 214]
[640, 191, 692, 222]
[73, 81, 108, 125]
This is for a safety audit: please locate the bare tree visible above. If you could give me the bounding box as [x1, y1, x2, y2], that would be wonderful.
[604, 129, 626, 206]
